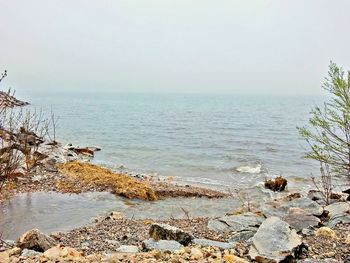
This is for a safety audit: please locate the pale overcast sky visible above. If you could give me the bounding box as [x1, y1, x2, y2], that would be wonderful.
[1, 0, 350, 94]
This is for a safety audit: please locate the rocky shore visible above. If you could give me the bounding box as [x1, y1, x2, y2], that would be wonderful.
[1, 126, 350, 262]
[1, 166, 350, 262]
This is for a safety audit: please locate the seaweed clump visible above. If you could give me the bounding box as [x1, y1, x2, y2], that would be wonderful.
[264, 176, 288, 192]
[57, 161, 158, 201]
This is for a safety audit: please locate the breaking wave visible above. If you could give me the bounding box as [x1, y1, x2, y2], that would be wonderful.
[236, 164, 262, 174]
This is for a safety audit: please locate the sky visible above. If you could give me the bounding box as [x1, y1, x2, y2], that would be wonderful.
[1, 0, 350, 95]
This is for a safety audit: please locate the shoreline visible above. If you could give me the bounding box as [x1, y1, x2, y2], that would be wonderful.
[1, 141, 350, 262]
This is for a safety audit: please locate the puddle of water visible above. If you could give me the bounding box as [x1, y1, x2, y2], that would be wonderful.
[0, 192, 241, 240]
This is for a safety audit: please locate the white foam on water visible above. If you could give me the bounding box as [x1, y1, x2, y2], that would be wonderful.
[236, 164, 262, 174]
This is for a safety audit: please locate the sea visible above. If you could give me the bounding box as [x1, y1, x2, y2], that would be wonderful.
[19, 91, 325, 190]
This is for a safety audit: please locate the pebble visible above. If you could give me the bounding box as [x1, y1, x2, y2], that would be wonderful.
[315, 227, 337, 239]
[190, 247, 203, 260]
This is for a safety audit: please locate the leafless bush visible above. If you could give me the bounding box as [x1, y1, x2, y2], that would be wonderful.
[47, 107, 59, 145]
[312, 162, 334, 205]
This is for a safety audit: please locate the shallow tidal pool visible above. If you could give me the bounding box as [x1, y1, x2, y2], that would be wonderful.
[0, 191, 242, 240]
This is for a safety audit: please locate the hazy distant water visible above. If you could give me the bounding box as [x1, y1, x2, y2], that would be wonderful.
[24, 92, 324, 189]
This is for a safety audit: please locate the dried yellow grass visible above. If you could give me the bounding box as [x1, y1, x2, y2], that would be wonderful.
[57, 161, 157, 201]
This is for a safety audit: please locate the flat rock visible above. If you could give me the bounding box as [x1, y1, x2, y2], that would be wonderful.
[325, 202, 350, 227]
[228, 230, 256, 243]
[149, 223, 193, 246]
[142, 239, 183, 252]
[115, 245, 139, 253]
[17, 229, 56, 252]
[283, 208, 320, 232]
[208, 212, 265, 233]
[263, 197, 323, 218]
[249, 217, 302, 262]
[193, 239, 234, 249]
[325, 202, 350, 217]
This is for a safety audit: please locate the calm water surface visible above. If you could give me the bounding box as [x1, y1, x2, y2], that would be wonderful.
[21, 92, 323, 188]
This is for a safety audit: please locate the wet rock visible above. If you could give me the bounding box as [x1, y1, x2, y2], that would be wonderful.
[283, 208, 320, 232]
[315, 227, 337, 239]
[263, 197, 323, 218]
[149, 223, 193, 246]
[21, 249, 43, 258]
[264, 176, 288, 192]
[16, 229, 56, 252]
[115, 245, 139, 253]
[208, 212, 264, 233]
[142, 239, 183, 252]
[325, 202, 350, 227]
[249, 217, 302, 262]
[193, 239, 234, 249]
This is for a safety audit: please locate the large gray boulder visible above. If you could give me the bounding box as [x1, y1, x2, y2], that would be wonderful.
[149, 223, 193, 246]
[249, 217, 302, 262]
[208, 212, 265, 233]
[16, 229, 56, 252]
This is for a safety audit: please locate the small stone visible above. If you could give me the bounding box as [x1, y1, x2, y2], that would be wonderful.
[224, 254, 249, 263]
[115, 245, 139, 253]
[43, 246, 61, 259]
[21, 249, 42, 258]
[149, 223, 193, 246]
[0, 251, 9, 263]
[345, 234, 350, 244]
[17, 229, 56, 252]
[110, 211, 124, 220]
[190, 247, 203, 260]
[315, 227, 337, 239]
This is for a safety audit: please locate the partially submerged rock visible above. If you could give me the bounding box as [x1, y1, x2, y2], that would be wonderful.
[142, 239, 183, 252]
[264, 176, 288, 192]
[283, 208, 320, 232]
[149, 223, 193, 246]
[249, 217, 302, 262]
[16, 229, 56, 252]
